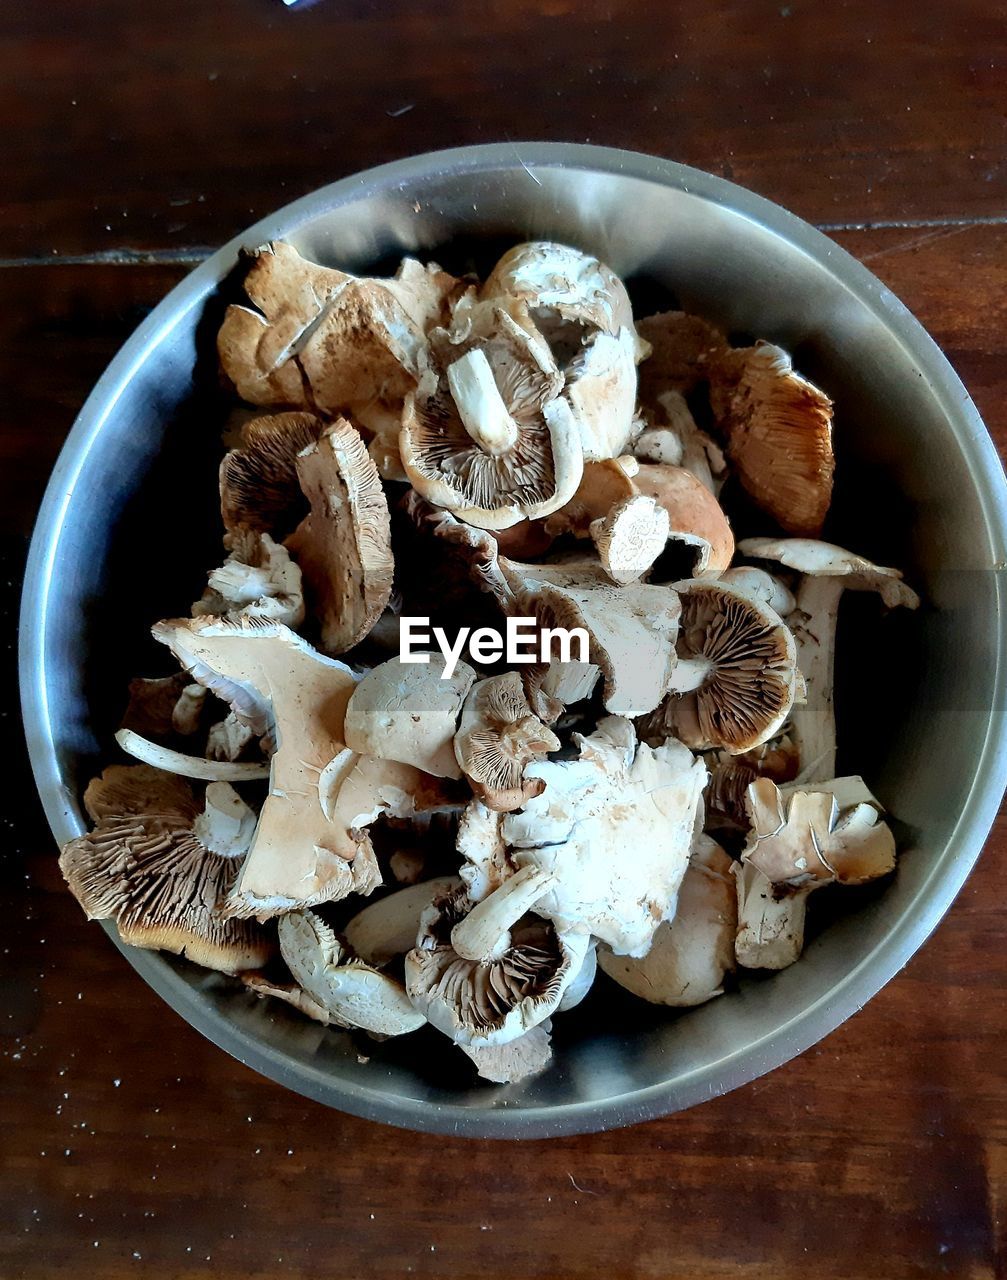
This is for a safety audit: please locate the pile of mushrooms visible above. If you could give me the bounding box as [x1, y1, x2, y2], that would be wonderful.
[60, 240, 920, 1084]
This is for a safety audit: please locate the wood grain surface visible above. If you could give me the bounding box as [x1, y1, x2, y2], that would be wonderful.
[4, 2, 1007, 1276]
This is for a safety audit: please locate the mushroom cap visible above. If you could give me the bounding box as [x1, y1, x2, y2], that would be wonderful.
[543, 456, 639, 540]
[502, 717, 708, 956]
[278, 910, 425, 1037]
[738, 537, 921, 609]
[597, 836, 736, 1006]
[456, 799, 516, 902]
[219, 411, 322, 537]
[718, 566, 796, 617]
[636, 310, 728, 403]
[152, 616, 379, 915]
[404, 883, 590, 1047]
[343, 655, 477, 779]
[663, 579, 800, 754]
[499, 558, 682, 720]
[342, 877, 463, 968]
[564, 327, 641, 461]
[59, 766, 272, 975]
[702, 733, 800, 829]
[193, 528, 304, 628]
[458, 1024, 553, 1084]
[217, 242, 458, 414]
[733, 860, 808, 971]
[590, 494, 671, 585]
[633, 463, 734, 576]
[453, 672, 561, 812]
[399, 308, 584, 529]
[285, 418, 394, 655]
[712, 342, 835, 538]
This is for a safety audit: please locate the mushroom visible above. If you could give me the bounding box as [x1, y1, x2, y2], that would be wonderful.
[734, 777, 897, 969]
[343, 655, 477, 779]
[456, 798, 517, 901]
[342, 877, 463, 968]
[217, 241, 458, 416]
[113, 728, 271, 783]
[501, 717, 708, 956]
[718, 566, 795, 617]
[639, 578, 800, 755]
[152, 616, 382, 915]
[206, 712, 257, 763]
[285, 418, 394, 655]
[404, 873, 590, 1047]
[543, 456, 638, 539]
[278, 910, 425, 1037]
[193, 528, 304, 628]
[590, 494, 671, 585]
[399, 307, 584, 529]
[241, 972, 333, 1025]
[482, 240, 648, 461]
[453, 672, 561, 811]
[632, 391, 728, 495]
[636, 310, 728, 403]
[219, 411, 322, 538]
[497, 558, 682, 720]
[459, 1024, 554, 1084]
[633, 463, 734, 576]
[738, 537, 920, 781]
[711, 342, 835, 537]
[59, 766, 272, 974]
[702, 733, 800, 830]
[597, 835, 736, 1006]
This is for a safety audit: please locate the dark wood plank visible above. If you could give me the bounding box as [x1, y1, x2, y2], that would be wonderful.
[4, 0, 1007, 260]
[3, 225, 1007, 1277]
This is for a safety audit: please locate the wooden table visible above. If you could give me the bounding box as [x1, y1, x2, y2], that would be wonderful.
[3, 2, 1006, 1276]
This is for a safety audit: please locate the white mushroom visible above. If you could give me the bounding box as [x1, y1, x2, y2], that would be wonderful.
[342, 877, 462, 968]
[343, 654, 477, 779]
[501, 717, 708, 956]
[590, 494, 670, 585]
[738, 537, 920, 781]
[114, 728, 270, 782]
[453, 673, 561, 811]
[285, 418, 394, 654]
[734, 777, 897, 969]
[59, 766, 272, 975]
[152, 616, 381, 915]
[278, 910, 425, 1037]
[193, 528, 304, 628]
[597, 836, 736, 1006]
[405, 879, 590, 1047]
[633, 390, 728, 495]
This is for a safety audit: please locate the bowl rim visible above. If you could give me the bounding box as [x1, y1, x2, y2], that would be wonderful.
[20, 141, 1007, 1138]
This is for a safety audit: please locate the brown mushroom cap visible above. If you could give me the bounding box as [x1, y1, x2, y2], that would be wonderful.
[453, 673, 561, 812]
[647, 579, 799, 755]
[219, 411, 322, 538]
[399, 309, 583, 529]
[285, 418, 394, 654]
[711, 342, 834, 537]
[59, 766, 273, 975]
[543, 457, 639, 540]
[636, 310, 729, 404]
[633, 464, 735, 576]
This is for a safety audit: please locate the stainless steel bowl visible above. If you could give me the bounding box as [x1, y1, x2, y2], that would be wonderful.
[21, 144, 1007, 1137]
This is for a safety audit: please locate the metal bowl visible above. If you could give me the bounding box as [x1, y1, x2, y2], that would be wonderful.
[20, 144, 1007, 1137]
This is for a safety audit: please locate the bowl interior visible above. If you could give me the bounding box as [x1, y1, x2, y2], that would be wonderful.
[24, 148, 1007, 1136]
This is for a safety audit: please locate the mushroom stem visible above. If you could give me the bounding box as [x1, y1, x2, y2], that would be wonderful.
[786, 575, 844, 783]
[666, 656, 714, 694]
[447, 348, 520, 456]
[192, 783, 258, 858]
[115, 728, 271, 782]
[733, 860, 808, 971]
[450, 864, 556, 963]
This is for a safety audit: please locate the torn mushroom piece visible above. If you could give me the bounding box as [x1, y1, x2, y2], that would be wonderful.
[633, 463, 734, 577]
[405, 870, 590, 1047]
[639, 579, 799, 756]
[590, 495, 670, 585]
[193, 527, 304, 628]
[285, 418, 394, 655]
[217, 241, 458, 416]
[58, 766, 272, 974]
[598, 836, 736, 1006]
[453, 673, 561, 812]
[497, 558, 681, 720]
[400, 307, 583, 529]
[242, 972, 333, 1025]
[152, 616, 379, 915]
[459, 1024, 554, 1085]
[702, 733, 800, 830]
[734, 777, 897, 970]
[343, 655, 476, 779]
[219, 411, 322, 538]
[343, 877, 462, 968]
[501, 717, 708, 957]
[710, 342, 835, 537]
[738, 537, 920, 782]
[278, 910, 425, 1037]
